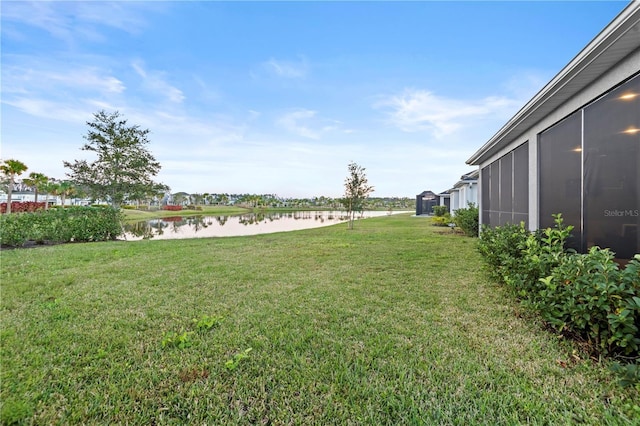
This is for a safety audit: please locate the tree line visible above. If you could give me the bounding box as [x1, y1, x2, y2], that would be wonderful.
[1, 111, 167, 213]
[2, 110, 409, 215]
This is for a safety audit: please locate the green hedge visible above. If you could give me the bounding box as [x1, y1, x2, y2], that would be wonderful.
[431, 214, 452, 227]
[0, 206, 123, 247]
[453, 203, 479, 237]
[432, 205, 448, 217]
[478, 214, 640, 359]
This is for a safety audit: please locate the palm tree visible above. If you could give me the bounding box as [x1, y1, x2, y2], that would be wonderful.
[41, 181, 57, 210]
[47, 182, 62, 207]
[58, 181, 75, 208]
[153, 184, 169, 208]
[0, 159, 28, 214]
[191, 193, 203, 206]
[71, 184, 89, 206]
[172, 192, 189, 206]
[23, 172, 49, 204]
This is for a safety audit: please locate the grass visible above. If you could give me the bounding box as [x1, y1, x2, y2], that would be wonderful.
[1, 214, 638, 424]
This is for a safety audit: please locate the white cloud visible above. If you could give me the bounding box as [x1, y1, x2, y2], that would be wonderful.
[376, 89, 521, 137]
[276, 109, 321, 139]
[3, 98, 98, 123]
[132, 61, 185, 104]
[502, 71, 549, 101]
[1, 1, 155, 43]
[3, 63, 125, 95]
[262, 57, 308, 79]
[274, 110, 350, 140]
[1, 61, 127, 124]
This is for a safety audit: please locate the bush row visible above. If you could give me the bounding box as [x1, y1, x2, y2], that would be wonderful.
[432, 205, 448, 217]
[453, 203, 479, 237]
[430, 203, 479, 238]
[478, 214, 640, 358]
[0, 206, 123, 247]
[1, 202, 46, 214]
[163, 205, 183, 211]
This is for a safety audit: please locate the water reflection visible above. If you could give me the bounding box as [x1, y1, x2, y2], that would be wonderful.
[123, 210, 399, 240]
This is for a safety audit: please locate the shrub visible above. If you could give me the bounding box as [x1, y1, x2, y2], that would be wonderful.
[163, 205, 183, 211]
[478, 214, 640, 359]
[431, 213, 452, 227]
[453, 203, 479, 237]
[477, 221, 531, 285]
[0, 206, 123, 247]
[0, 213, 32, 246]
[432, 205, 448, 217]
[538, 250, 640, 356]
[0, 202, 45, 214]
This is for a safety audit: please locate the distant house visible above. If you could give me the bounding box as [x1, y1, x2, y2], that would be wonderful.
[415, 190, 439, 215]
[0, 180, 84, 207]
[437, 190, 451, 211]
[448, 170, 478, 215]
[466, 2, 639, 258]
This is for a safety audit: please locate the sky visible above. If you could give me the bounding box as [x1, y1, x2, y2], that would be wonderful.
[0, 0, 631, 198]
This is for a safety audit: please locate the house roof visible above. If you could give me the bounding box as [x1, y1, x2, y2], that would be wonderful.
[417, 190, 438, 197]
[467, 1, 640, 166]
[460, 169, 479, 180]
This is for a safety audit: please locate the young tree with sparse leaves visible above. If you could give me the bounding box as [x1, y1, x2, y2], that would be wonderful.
[342, 161, 374, 230]
[64, 110, 164, 208]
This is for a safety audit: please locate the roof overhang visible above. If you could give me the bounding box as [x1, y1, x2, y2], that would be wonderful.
[454, 179, 477, 189]
[467, 1, 640, 166]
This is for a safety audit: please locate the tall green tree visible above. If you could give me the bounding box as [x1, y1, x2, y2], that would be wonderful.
[64, 110, 164, 208]
[0, 159, 28, 214]
[342, 162, 374, 230]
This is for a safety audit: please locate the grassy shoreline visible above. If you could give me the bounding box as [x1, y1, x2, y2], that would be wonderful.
[1, 214, 637, 424]
[121, 205, 250, 221]
[121, 206, 405, 222]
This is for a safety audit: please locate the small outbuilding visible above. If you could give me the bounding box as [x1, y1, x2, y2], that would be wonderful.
[415, 190, 439, 216]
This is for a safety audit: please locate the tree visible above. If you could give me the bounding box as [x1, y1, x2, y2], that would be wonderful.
[64, 110, 163, 208]
[342, 162, 374, 230]
[71, 184, 89, 206]
[191, 193, 204, 206]
[0, 159, 28, 214]
[58, 181, 75, 208]
[23, 172, 49, 204]
[41, 181, 58, 210]
[153, 183, 170, 207]
[172, 192, 190, 206]
[47, 182, 62, 207]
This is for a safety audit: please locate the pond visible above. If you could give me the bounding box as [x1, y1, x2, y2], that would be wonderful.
[123, 210, 407, 240]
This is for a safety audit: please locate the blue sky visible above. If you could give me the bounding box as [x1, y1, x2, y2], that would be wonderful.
[1, 1, 629, 198]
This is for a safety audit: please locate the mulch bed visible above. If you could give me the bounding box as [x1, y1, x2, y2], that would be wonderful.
[1, 240, 66, 251]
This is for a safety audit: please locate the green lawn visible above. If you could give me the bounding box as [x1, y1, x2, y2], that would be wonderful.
[1, 214, 638, 424]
